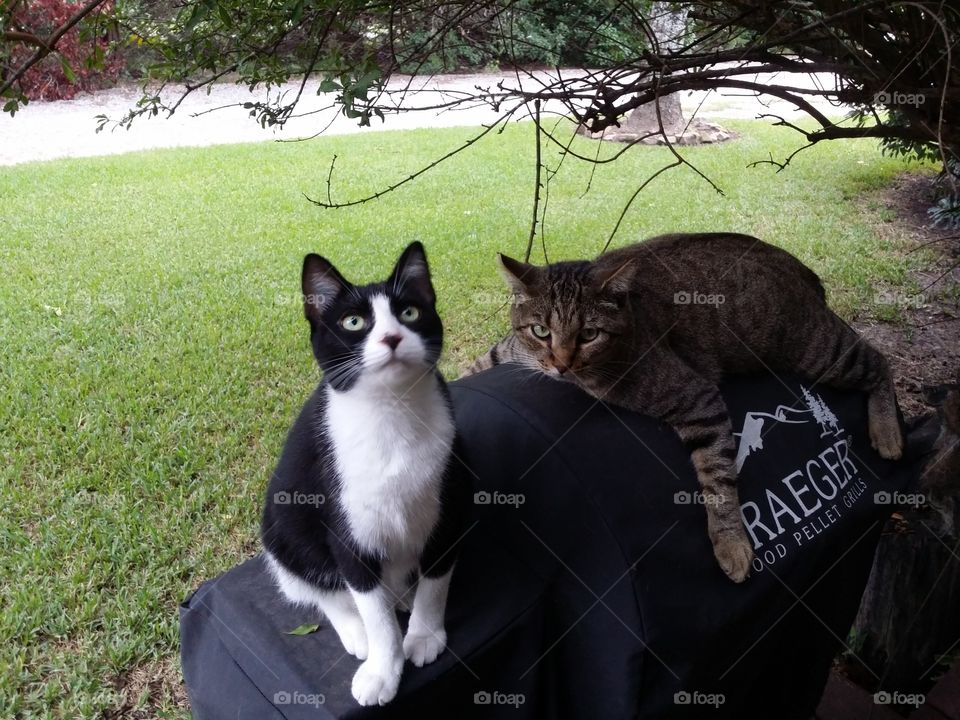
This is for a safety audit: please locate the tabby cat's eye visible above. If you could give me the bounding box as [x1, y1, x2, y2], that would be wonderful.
[340, 315, 366, 331]
[400, 306, 421, 323]
[579, 327, 599, 342]
[531, 324, 551, 339]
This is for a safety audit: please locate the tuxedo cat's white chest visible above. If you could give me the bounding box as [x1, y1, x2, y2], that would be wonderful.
[324, 378, 454, 557]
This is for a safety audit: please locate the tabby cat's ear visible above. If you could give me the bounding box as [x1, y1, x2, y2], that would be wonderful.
[302, 253, 349, 324]
[498, 254, 541, 297]
[592, 259, 637, 295]
[389, 241, 436, 305]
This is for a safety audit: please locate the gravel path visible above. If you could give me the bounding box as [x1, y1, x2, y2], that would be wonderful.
[0, 69, 845, 166]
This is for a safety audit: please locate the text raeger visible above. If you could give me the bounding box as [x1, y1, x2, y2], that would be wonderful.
[741, 438, 863, 548]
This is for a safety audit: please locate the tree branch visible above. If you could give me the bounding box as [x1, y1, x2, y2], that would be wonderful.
[2, 31, 48, 48]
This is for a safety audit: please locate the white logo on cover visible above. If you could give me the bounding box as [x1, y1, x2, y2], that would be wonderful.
[734, 386, 844, 471]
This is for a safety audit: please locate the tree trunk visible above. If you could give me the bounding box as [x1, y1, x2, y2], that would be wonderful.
[579, 3, 734, 146]
[849, 493, 960, 693]
[629, 2, 688, 136]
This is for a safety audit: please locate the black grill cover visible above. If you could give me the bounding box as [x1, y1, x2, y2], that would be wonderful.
[181, 366, 905, 719]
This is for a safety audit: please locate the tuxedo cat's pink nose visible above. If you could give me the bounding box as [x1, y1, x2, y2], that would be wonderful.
[381, 333, 402, 350]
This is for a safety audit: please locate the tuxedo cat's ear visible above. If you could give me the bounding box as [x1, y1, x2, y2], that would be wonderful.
[389, 241, 436, 304]
[302, 253, 349, 324]
[592, 259, 636, 295]
[498, 254, 542, 297]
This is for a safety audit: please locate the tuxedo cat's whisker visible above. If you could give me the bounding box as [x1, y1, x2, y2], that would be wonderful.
[322, 356, 362, 375]
[323, 359, 365, 387]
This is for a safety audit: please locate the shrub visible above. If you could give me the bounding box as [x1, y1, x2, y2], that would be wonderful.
[8, 0, 122, 101]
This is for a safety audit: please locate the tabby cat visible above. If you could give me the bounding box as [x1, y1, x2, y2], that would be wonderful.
[262, 242, 469, 705]
[468, 233, 903, 582]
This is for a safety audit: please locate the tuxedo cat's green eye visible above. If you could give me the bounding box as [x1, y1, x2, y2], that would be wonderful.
[579, 327, 599, 342]
[400, 306, 421, 323]
[340, 315, 366, 331]
[531, 324, 551, 339]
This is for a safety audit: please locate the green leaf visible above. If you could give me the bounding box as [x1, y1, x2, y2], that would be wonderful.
[285, 623, 320, 636]
[217, 3, 232, 28]
[184, 3, 208, 31]
[86, 45, 105, 71]
[60, 56, 77, 84]
[318, 77, 340, 93]
[358, 69, 381, 89]
[290, 0, 305, 25]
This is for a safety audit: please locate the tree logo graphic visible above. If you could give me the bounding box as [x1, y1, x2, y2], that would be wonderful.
[734, 387, 845, 471]
[800, 385, 841, 437]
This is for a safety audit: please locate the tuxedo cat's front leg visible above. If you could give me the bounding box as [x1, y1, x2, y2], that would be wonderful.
[331, 536, 404, 706]
[349, 585, 404, 706]
[403, 569, 453, 666]
[401, 449, 469, 666]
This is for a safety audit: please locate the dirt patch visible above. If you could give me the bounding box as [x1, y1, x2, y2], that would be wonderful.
[852, 172, 960, 418]
[106, 656, 189, 719]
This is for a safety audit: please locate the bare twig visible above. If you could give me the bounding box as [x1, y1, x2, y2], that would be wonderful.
[524, 98, 542, 263]
[304, 111, 515, 209]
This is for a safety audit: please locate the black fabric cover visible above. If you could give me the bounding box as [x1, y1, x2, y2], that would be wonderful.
[181, 367, 907, 719]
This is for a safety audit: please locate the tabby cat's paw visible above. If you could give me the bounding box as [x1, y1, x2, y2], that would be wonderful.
[403, 627, 446, 667]
[714, 535, 754, 584]
[351, 657, 402, 706]
[870, 421, 904, 461]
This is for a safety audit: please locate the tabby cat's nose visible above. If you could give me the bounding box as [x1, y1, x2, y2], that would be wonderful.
[381, 333, 402, 350]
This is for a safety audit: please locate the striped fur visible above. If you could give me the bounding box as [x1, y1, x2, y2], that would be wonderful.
[468, 232, 904, 583]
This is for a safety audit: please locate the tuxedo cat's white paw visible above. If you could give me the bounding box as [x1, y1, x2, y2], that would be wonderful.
[334, 618, 368, 660]
[351, 658, 402, 706]
[403, 627, 446, 667]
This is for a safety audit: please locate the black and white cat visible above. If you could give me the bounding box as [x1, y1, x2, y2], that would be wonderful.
[261, 242, 469, 706]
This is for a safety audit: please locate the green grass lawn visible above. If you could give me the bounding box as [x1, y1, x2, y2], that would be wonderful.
[0, 118, 928, 717]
